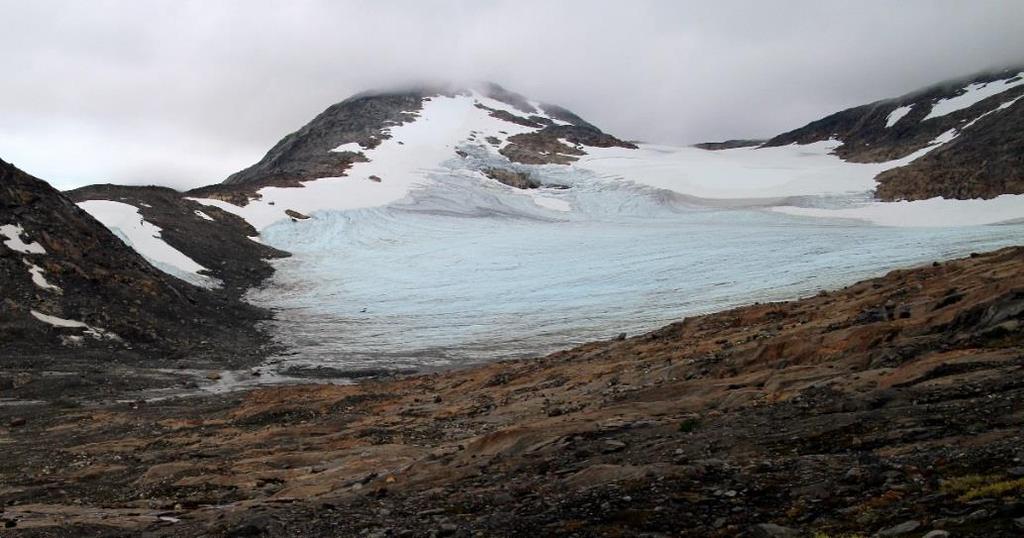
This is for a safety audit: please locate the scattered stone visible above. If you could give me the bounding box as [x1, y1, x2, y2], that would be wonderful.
[750, 523, 800, 537]
[368, 175, 382, 183]
[206, 372, 222, 381]
[285, 209, 310, 220]
[602, 440, 627, 453]
[8, 417, 26, 428]
[877, 520, 921, 536]
[923, 531, 950, 538]
[615, 332, 627, 341]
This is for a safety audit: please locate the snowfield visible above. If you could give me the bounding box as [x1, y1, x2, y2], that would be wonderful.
[77, 200, 220, 288]
[922, 71, 1024, 121]
[885, 105, 913, 127]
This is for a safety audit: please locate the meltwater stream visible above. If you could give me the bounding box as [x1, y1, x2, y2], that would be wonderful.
[250, 163, 1024, 374]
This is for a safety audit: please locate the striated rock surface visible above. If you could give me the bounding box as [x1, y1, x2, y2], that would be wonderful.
[2, 248, 1023, 536]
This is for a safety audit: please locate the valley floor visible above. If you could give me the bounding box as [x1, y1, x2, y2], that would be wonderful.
[2, 248, 1024, 537]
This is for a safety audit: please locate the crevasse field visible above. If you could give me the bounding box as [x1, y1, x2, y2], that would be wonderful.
[251, 158, 1024, 373]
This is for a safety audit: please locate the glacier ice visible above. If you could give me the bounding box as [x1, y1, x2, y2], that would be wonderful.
[248, 153, 1024, 376]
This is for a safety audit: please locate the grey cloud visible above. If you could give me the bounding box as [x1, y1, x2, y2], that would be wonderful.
[1, 0, 1022, 190]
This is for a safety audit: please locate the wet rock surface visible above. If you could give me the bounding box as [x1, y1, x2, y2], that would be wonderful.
[2, 248, 1023, 536]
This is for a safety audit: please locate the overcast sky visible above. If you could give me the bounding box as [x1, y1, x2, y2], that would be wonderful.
[2, 0, 1022, 190]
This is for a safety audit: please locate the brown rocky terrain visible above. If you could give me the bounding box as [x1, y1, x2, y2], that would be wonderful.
[762, 66, 1024, 201]
[2, 247, 1023, 537]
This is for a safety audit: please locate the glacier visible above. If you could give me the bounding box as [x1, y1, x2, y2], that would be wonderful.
[249, 154, 1024, 375]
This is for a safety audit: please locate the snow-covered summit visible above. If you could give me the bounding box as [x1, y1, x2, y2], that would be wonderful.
[187, 84, 634, 230]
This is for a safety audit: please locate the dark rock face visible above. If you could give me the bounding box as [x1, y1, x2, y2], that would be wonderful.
[875, 100, 1024, 201]
[1, 159, 272, 364]
[221, 90, 424, 188]
[694, 139, 765, 150]
[764, 66, 1024, 200]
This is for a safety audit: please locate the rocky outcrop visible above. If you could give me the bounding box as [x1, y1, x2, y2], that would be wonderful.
[500, 124, 636, 165]
[765, 66, 1024, 200]
[694, 139, 765, 150]
[874, 99, 1024, 200]
[482, 168, 540, 189]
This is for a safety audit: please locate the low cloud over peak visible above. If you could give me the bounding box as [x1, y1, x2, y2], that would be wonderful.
[1, 0, 1022, 190]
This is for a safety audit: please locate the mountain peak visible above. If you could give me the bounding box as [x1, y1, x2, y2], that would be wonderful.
[217, 83, 629, 189]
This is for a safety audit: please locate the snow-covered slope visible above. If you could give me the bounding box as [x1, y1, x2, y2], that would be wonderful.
[76, 199, 219, 288]
[764, 66, 1024, 201]
[189, 87, 629, 230]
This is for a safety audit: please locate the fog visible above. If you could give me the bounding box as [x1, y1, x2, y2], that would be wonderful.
[1, 0, 1022, 189]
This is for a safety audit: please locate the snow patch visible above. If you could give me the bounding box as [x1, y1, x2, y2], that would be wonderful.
[24, 260, 60, 292]
[330, 142, 364, 153]
[194, 210, 215, 221]
[77, 200, 220, 288]
[922, 72, 1024, 121]
[997, 95, 1023, 111]
[30, 310, 120, 340]
[0, 223, 46, 254]
[885, 105, 913, 127]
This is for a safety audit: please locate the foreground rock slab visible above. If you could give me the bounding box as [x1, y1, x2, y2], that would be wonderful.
[2, 248, 1024, 536]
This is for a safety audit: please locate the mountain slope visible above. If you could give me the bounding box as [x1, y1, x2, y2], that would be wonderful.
[219, 83, 632, 189]
[0, 158, 272, 367]
[764, 66, 1024, 200]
